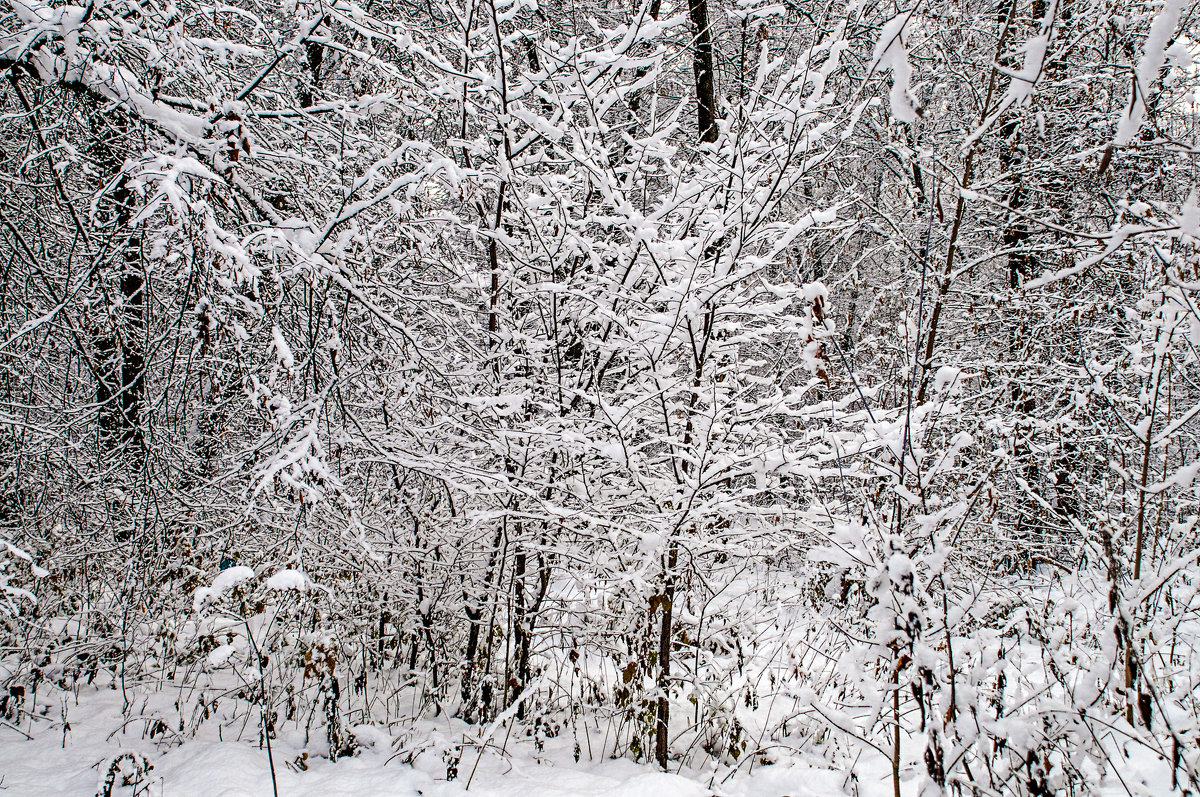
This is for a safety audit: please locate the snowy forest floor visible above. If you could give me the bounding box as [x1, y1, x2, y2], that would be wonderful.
[0, 681, 857, 797]
[0, 681, 1175, 797]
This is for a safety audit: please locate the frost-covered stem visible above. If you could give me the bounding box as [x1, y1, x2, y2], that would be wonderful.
[511, 524, 529, 716]
[462, 538, 491, 715]
[487, 184, 506, 378]
[1133, 322, 1170, 582]
[242, 610, 280, 797]
[916, 0, 1017, 404]
[892, 679, 902, 797]
[462, 519, 506, 721]
[653, 297, 716, 768]
[655, 538, 678, 769]
[1127, 318, 1170, 724]
[262, 695, 280, 797]
[622, 0, 663, 145]
[458, 0, 480, 169]
[464, 0, 517, 719]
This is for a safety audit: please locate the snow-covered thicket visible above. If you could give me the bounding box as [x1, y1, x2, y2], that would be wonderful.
[1, 0, 1199, 792]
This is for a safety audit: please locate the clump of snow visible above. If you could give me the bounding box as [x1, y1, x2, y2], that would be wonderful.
[213, 566, 255, 593]
[349, 724, 390, 749]
[1166, 38, 1193, 68]
[1115, 0, 1187, 145]
[871, 14, 918, 124]
[193, 566, 255, 611]
[933, 365, 962, 394]
[1179, 190, 1199, 239]
[206, 643, 237, 667]
[1002, 0, 1058, 106]
[266, 569, 307, 591]
[271, 326, 295, 371]
[1005, 33, 1050, 106]
[801, 280, 828, 304]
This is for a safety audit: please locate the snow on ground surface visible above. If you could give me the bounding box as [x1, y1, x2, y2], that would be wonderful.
[0, 679, 1179, 796]
[0, 682, 893, 797]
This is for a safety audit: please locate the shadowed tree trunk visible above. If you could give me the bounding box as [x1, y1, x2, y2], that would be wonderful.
[689, 0, 718, 143]
[88, 103, 145, 457]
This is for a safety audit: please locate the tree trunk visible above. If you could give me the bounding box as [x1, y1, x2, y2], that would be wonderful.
[654, 540, 677, 769]
[89, 105, 145, 456]
[688, 0, 718, 143]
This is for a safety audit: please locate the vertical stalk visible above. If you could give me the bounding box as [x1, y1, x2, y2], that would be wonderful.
[654, 540, 677, 769]
[892, 681, 902, 797]
[688, 0, 719, 143]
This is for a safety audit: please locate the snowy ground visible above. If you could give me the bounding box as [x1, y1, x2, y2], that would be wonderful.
[0, 683, 894, 797]
[1, 680, 1178, 796]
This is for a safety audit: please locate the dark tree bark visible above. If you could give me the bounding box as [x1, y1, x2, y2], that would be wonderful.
[688, 0, 719, 144]
[654, 541, 677, 769]
[88, 104, 145, 456]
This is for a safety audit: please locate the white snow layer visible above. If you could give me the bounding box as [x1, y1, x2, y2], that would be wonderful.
[193, 565, 256, 611]
[0, 685, 868, 797]
[872, 15, 918, 124]
[266, 569, 308, 591]
[1115, 0, 1187, 145]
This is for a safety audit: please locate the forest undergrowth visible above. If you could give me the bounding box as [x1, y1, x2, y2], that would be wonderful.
[2, 0, 1200, 792]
